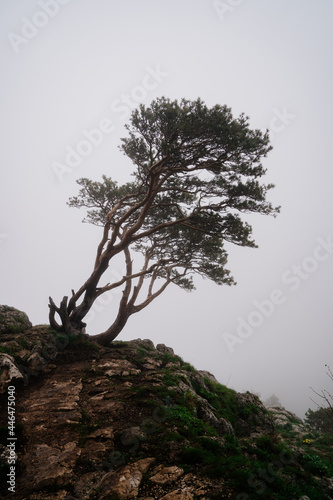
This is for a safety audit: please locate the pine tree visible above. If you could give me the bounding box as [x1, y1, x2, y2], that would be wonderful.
[49, 97, 279, 345]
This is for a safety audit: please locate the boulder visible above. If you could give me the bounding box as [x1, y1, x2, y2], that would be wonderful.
[21, 442, 81, 490]
[197, 404, 234, 435]
[130, 338, 155, 351]
[150, 465, 184, 485]
[198, 370, 219, 383]
[97, 457, 156, 499]
[236, 393, 275, 435]
[142, 357, 163, 370]
[27, 351, 47, 372]
[0, 305, 32, 334]
[97, 359, 141, 377]
[0, 353, 26, 392]
[268, 406, 307, 434]
[156, 343, 174, 355]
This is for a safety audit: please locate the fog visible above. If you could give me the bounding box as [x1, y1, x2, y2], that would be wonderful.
[1, 0, 333, 419]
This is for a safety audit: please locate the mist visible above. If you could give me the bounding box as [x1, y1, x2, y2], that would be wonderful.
[1, 0, 333, 419]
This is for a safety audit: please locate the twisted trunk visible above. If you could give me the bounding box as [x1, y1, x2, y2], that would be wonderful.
[93, 308, 133, 346]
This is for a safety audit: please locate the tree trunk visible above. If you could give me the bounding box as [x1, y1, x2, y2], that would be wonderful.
[93, 309, 132, 346]
[49, 296, 85, 336]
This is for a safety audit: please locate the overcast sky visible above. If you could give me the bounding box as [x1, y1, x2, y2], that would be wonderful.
[1, 0, 333, 418]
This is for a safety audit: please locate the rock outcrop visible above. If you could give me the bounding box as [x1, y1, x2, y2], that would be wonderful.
[267, 405, 307, 434]
[0, 305, 32, 334]
[1, 307, 332, 499]
[0, 307, 76, 393]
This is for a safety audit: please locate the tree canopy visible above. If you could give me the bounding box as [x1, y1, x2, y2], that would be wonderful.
[49, 97, 279, 345]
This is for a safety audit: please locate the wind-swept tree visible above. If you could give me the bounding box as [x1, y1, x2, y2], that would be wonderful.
[49, 97, 279, 346]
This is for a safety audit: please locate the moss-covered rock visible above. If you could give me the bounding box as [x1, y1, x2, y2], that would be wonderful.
[0, 305, 32, 334]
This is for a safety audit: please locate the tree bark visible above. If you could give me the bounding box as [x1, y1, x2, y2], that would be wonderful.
[93, 309, 132, 346]
[48, 296, 84, 335]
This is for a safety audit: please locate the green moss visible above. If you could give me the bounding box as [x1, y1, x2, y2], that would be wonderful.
[0, 346, 15, 356]
[17, 338, 30, 349]
[110, 340, 129, 348]
[162, 370, 185, 387]
[129, 386, 152, 397]
[191, 377, 240, 427]
[136, 347, 148, 358]
[47, 326, 59, 334]
[6, 324, 22, 333]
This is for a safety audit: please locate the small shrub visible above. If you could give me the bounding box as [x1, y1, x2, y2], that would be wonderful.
[224, 434, 241, 455]
[225, 456, 253, 487]
[197, 436, 224, 454]
[256, 434, 280, 454]
[166, 405, 214, 438]
[6, 324, 21, 333]
[182, 362, 196, 372]
[302, 453, 329, 476]
[130, 386, 152, 398]
[162, 371, 186, 387]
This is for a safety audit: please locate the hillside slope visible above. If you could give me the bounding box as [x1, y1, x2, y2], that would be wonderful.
[0, 307, 333, 499]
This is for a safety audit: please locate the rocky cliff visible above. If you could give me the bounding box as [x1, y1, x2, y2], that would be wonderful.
[0, 307, 333, 499]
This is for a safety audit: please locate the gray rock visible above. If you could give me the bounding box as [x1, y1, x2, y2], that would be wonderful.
[142, 357, 163, 370]
[0, 305, 32, 334]
[97, 359, 141, 377]
[198, 370, 219, 383]
[268, 406, 303, 424]
[121, 426, 147, 444]
[131, 338, 155, 350]
[268, 406, 308, 434]
[236, 393, 275, 435]
[197, 404, 234, 435]
[40, 342, 59, 361]
[156, 343, 174, 355]
[0, 353, 26, 392]
[21, 442, 81, 490]
[150, 465, 184, 485]
[97, 457, 155, 499]
[27, 352, 47, 372]
[189, 372, 210, 392]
